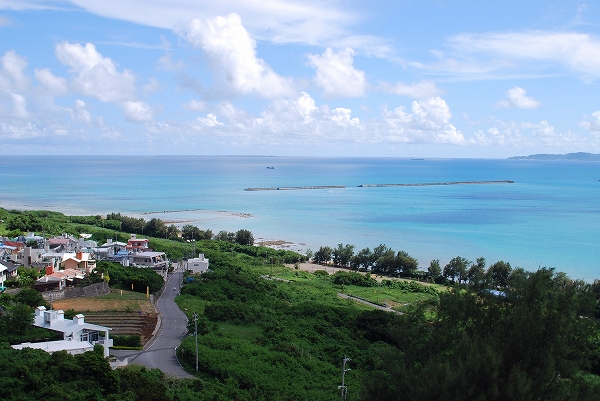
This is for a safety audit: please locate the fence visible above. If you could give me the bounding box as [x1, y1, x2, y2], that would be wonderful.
[40, 281, 110, 302]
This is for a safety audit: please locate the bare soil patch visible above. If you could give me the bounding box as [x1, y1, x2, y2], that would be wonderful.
[51, 289, 157, 345]
[52, 290, 155, 314]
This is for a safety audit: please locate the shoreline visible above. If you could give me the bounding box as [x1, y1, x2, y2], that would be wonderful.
[0, 201, 305, 253]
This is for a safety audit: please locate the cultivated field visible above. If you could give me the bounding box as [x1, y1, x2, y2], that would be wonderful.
[52, 289, 158, 345]
[52, 288, 155, 313]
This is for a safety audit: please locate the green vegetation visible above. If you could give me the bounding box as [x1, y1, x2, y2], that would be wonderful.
[97, 261, 164, 294]
[2, 207, 600, 399]
[171, 246, 600, 400]
[0, 343, 172, 400]
[112, 334, 143, 348]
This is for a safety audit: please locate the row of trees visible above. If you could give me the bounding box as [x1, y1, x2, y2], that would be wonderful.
[311, 242, 516, 288]
[428, 256, 513, 288]
[312, 244, 419, 277]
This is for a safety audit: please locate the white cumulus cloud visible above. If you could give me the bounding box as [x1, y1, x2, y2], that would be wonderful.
[55, 42, 137, 102]
[34, 68, 68, 95]
[122, 101, 153, 122]
[580, 110, 600, 131]
[177, 13, 294, 98]
[193, 113, 223, 129]
[381, 97, 465, 144]
[307, 47, 366, 98]
[11, 92, 28, 118]
[69, 99, 92, 124]
[0, 50, 29, 92]
[506, 87, 540, 109]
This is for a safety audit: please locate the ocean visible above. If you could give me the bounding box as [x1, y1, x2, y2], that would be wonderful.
[1, 156, 599, 280]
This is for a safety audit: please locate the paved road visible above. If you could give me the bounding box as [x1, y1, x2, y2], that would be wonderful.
[338, 293, 403, 315]
[113, 269, 194, 378]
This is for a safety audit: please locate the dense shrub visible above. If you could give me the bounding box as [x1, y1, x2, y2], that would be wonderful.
[112, 334, 142, 348]
[332, 271, 377, 287]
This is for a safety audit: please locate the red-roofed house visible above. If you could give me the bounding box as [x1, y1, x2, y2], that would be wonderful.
[61, 252, 96, 273]
[126, 234, 150, 252]
[4, 241, 24, 263]
[34, 266, 85, 292]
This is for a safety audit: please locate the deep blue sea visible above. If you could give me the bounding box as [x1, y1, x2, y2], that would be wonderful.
[1, 156, 599, 280]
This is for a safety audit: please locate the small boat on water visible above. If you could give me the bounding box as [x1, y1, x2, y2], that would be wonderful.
[267, 166, 275, 169]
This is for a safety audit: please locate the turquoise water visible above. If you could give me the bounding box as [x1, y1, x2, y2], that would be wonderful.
[1, 156, 599, 280]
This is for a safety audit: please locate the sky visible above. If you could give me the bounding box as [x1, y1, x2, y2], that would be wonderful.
[1, 0, 599, 157]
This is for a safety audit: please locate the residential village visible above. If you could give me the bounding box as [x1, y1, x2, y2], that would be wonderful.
[0, 231, 210, 362]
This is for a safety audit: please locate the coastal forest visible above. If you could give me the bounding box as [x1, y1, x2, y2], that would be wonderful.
[1, 208, 600, 400]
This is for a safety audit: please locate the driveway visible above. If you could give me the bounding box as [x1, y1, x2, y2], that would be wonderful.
[112, 268, 194, 378]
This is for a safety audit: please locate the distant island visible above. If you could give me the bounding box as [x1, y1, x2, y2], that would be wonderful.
[509, 152, 600, 161]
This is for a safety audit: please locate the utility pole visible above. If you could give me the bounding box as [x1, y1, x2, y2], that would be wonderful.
[193, 312, 199, 372]
[339, 356, 351, 401]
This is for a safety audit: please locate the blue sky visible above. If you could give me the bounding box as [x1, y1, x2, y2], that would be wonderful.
[1, 0, 599, 157]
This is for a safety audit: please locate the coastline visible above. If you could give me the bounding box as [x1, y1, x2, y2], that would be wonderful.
[2, 156, 599, 281]
[0, 201, 305, 255]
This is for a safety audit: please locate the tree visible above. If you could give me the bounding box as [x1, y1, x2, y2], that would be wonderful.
[443, 256, 470, 284]
[396, 250, 418, 277]
[15, 288, 47, 308]
[5, 303, 34, 335]
[332, 243, 354, 267]
[351, 248, 372, 271]
[467, 257, 487, 288]
[166, 224, 180, 240]
[489, 261, 512, 288]
[305, 248, 314, 262]
[214, 230, 227, 241]
[145, 218, 166, 238]
[235, 229, 254, 246]
[181, 224, 202, 241]
[313, 246, 333, 264]
[16, 267, 40, 287]
[428, 259, 442, 280]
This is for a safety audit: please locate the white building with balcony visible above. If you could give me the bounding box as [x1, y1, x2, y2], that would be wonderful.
[12, 306, 113, 357]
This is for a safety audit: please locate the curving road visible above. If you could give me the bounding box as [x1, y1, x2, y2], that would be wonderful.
[112, 268, 194, 378]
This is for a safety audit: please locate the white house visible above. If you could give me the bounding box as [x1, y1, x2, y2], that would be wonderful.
[0, 262, 6, 290]
[185, 254, 210, 274]
[12, 306, 113, 357]
[131, 251, 168, 271]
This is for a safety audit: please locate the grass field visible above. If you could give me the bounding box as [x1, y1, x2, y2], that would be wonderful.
[253, 263, 444, 312]
[341, 286, 436, 310]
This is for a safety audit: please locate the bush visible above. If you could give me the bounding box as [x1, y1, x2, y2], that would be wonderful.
[332, 271, 377, 287]
[112, 334, 142, 348]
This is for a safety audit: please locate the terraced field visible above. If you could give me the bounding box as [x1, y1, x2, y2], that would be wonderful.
[52, 289, 158, 345]
[83, 312, 157, 345]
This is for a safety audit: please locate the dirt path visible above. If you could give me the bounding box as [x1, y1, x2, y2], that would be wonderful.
[337, 293, 403, 315]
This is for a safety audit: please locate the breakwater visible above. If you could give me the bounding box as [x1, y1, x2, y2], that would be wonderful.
[358, 180, 514, 187]
[245, 185, 346, 191]
[246, 180, 513, 191]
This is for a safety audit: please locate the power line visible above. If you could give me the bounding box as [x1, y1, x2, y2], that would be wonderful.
[339, 356, 351, 401]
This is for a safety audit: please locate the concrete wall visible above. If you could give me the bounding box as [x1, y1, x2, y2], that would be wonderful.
[40, 281, 110, 302]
